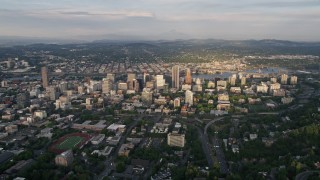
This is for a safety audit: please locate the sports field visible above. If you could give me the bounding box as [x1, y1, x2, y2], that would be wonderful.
[49, 133, 91, 154]
[56, 136, 84, 150]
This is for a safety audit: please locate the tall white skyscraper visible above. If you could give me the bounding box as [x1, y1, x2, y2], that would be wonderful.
[185, 90, 193, 106]
[281, 74, 288, 84]
[156, 75, 165, 89]
[290, 76, 298, 85]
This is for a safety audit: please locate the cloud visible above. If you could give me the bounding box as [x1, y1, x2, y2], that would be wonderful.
[57, 9, 155, 18]
[15, 9, 155, 21]
[0, 0, 320, 41]
[251, 0, 320, 8]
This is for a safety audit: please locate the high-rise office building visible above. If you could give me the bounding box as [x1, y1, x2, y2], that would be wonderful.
[16, 92, 30, 108]
[185, 90, 193, 106]
[185, 68, 192, 85]
[143, 73, 152, 85]
[132, 79, 140, 92]
[217, 80, 227, 87]
[118, 82, 128, 90]
[270, 77, 277, 83]
[106, 73, 115, 83]
[77, 86, 85, 94]
[281, 74, 288, 84]
[102, 78, 113, 94]
[146, 81, 155, 89]
[141, 88, 153, 105]
[290, 76, 298, 85]
[195, 78, 202, 85]
[136, 78, 144, 91]
[241, 77, 246, 86]
[127, 73, 136, 82]
[174, 98, 181, 108]
[47, 86, 59, 101]
[229, 76, 237, 86]
[128, 79, 138, 90]
[207, 81, 215, 88]
[59, 81, 68, 92]
[41, 66, 49, 88]
[172, 65, 180, 89]
[1, 80, 8, 87]
[156, 75, 165, 89]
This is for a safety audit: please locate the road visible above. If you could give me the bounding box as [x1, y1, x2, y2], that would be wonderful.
[96, 115, 145, 180]
[211, 137, 228, 174]
[195, 126, 214, 168]
[295, 171, 320, 180]
[187, 117, 226, 170]
[204, 117, 229, 174]
[204, 117, 224, 136]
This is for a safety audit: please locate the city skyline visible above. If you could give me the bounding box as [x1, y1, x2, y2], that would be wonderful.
[0, 37, 319, 179]
[0, 0, 320, 41]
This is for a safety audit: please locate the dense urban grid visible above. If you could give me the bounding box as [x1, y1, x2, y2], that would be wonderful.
[0, 40, 320, 180]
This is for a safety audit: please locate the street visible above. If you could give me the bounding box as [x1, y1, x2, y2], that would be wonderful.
[204, 117, 229, 174]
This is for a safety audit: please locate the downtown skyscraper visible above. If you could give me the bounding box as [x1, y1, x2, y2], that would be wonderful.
[172, 65, 180, 89]
[41, 66, 49, 88]
[185, 68, 192, 84]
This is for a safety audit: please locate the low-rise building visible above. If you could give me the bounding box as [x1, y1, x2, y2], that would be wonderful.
[107, 123, 126, 133]
[257, 84, 269, 93]
[72, 120, 107, 131]
[273, 89, 286, 97]
[5, 159, 34, 175]
[91, 134, 105, 145]
[37, 128, 53, 139]
[118, 143, 135, 157]
[249, 134, 258, 140]
[218, 93, 229, 101]
[281, 97, 294, 104]
[55, 150, 74, 167]
[230, 87, 241, 94]
[231, 145, 239, 153]
[91, 146, 114, 156]
[217, 101, 231, 111]
[5, 125, 18, 134]
[106, 136, 121, 145]
[248, 98, 262, 104]
[167, 133, 185, 148]
[34, 110, 47, 120]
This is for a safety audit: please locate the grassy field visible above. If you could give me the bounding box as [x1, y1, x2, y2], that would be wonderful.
[56, 136, 84, 150]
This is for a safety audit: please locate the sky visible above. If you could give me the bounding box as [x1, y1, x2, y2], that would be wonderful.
[0, 0, 320, 41]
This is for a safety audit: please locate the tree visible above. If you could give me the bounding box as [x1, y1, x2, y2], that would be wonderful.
[185, 165, 199, 179]
[116, 162, 126, 173]
[14, 150, 33, 160]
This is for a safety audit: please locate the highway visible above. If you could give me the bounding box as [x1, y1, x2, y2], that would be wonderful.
[204, 117, 224, 136]
[212, 136, 228, 174]
[195, 126, 214, 168]
[204, 117, 229, 174]
[295, 171, 320, 180]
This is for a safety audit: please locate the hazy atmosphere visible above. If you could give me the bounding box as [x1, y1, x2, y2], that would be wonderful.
[1, 0, 320, 41]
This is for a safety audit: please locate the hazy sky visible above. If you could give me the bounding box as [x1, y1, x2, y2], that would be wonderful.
[0, 0, 320, 41]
